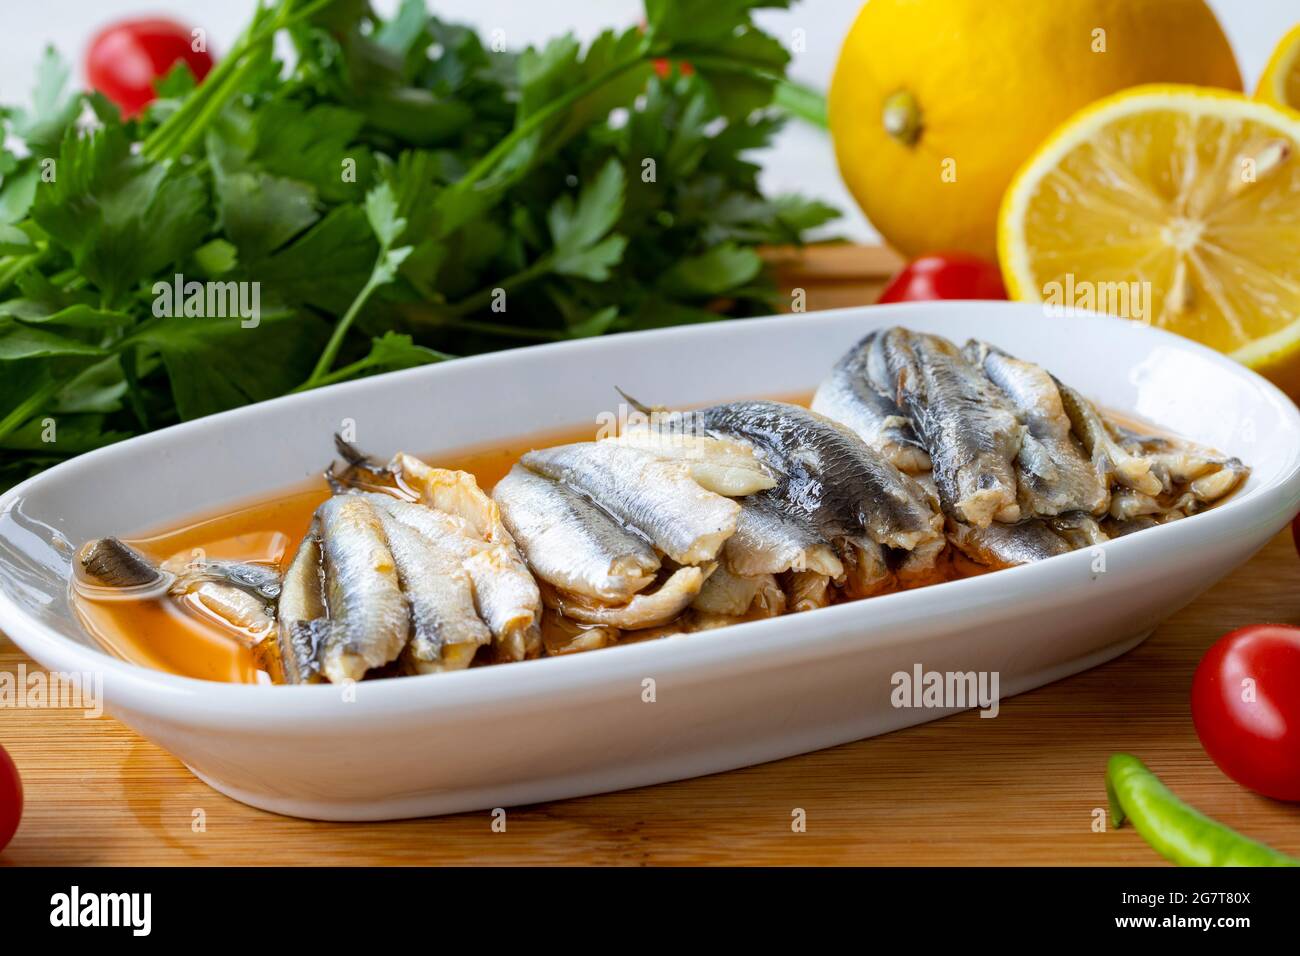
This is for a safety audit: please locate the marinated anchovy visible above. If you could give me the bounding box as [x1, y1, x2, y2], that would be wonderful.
[181, 580, 277, 640]
[395, 455, 543, 659]
[521, 442, 739, 565]
[317, 495, 410, 683]
[79, 537, 161, 588]
[543, 566, 707, 630]
[783, 570, 833, 613]
[367, 489, 541, 663]
[836, 535, 893, 598]
[493, 465, 660, 602]
[1109, 489, 1164, 521]
[1111, 425, 1248, 507]
[1102, 515, 1162, 538]
[682, 400, 941, 553]
[277, 527, 328, 684]
[948, 518, 1072, 569]
[540, 610, 619, 656]
[813, 331, 932, 473]
[723, 489, 844, 578]
[162, 555, 282, 602]
[604, 428, 775, 496]
[155, 553, 280, 641]
[1054, 380, 1162, 496]
[1188, 463, 1247, 505]
[965, 341, 1108, 517]
[374, 511, 490, 674]
[1048, 513, 1110, 549]
[876, 328, 1024, 526]
[692, 565, 782, 617]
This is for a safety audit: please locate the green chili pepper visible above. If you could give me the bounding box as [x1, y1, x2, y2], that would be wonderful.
[1106, 753, 1299, 867]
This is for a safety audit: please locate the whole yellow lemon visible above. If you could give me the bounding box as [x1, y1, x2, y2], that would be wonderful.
[829, 0, 1242, 258]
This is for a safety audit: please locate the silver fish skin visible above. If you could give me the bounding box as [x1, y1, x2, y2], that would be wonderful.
[520, 442, 739, 565]
[163, 555, 282, 602]
[366, 494, 540, 662]
[494, 465, 660, 602]
[685, 400, 941, 553]
[876, 328, 1024, 527]
[79, 537, 161, 588]
[724, 489, 844, 578]
[276, 527, 328, 684]
[964, 341, 1109, 518]
[1054, 380, 1162, 496]
[813, 332, 932, 474]
[948, 518, 1072, 569]
[375, 511, 490, 674]
[317, 495, 410, 683]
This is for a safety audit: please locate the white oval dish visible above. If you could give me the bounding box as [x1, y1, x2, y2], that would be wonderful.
[1, 302, 1297, 821]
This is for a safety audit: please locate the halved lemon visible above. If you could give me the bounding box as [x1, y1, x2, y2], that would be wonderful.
[999, 85, 1300, 397]
[1257, 23, 1300, 110]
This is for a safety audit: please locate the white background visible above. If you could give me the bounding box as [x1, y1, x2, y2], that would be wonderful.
[2, 1, 1296, 241]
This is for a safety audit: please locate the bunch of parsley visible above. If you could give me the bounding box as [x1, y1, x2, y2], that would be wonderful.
[0, 0, 836, 488]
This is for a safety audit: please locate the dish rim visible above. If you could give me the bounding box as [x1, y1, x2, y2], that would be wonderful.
[1, 301, 1297, 720]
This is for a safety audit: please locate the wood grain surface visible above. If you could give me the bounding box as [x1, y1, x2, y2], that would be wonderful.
[1, 245, 1297, 867]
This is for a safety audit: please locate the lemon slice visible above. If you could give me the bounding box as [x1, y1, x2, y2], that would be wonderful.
[1258, 23, 1300, 110]
[999, 85, 1300, 396]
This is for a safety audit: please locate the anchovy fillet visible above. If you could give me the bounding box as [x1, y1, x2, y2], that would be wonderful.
[375, 511, 490, 674]
[603, 428, 776, 496]
[493, 465, 660, 602]
[965, 341, 1109, 518]
[521, 442, 740, 565]
[813, 331, 932, 473]
[366, 494, 540, 663]
[948, 518, 1071, 569]
[317, 495, 409, 683]
[1054, 380, 1162, 497]
[543, 566, 706, 630]
[276, 527, 327, 684]
[79, 537, 161, 588]
[724, 489, 844, 578]
[875, 328, 1024, 526]
[683, 400, 941, 552]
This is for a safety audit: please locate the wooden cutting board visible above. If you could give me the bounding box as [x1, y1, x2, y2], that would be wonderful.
[2, 245, 1298, 867]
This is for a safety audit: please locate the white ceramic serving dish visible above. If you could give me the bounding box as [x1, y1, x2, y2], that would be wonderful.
[1, 302, 1297, 820]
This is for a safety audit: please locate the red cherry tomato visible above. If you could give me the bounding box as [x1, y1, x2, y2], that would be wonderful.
[877, 253, 1008, 304]
[85, 18, 214, 117]
[0, 743, 20, 853]
[1192, 624, 1300, 801]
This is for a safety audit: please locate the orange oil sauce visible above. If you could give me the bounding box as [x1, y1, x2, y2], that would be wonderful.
[74, 421, 599, 683]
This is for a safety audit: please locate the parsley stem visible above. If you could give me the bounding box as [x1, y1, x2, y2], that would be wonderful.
[143, 0, 336, 162]
[0, 377, 60, 445]
[441, 256, 555, 318]
[426, 317, 565, 342]
[303, 274, 382, 388]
